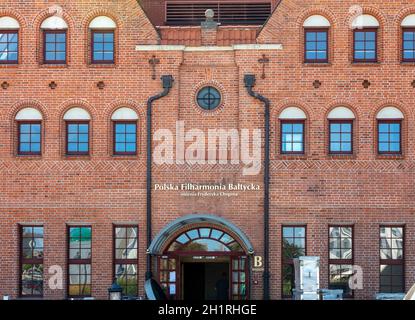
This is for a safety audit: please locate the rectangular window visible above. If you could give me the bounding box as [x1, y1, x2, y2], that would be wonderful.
[329, 121, 353, 154]
[0, 30, 18, 64]
[380, 226, 405, 293]
[66, 122, 89, 155]
[114, 226, 138, 297]
[20, 226, 44, 297]
[159, 257, 177, 299]
[354, 29, 377, 62]
[92, 31, 114, 64]
[18, 122, 41, 155]
[68, 226, 92, 298]
[329, 226, 353, 297]
[281, 121, 304, 154]
[114, 122, 137, 155]
[282, 226, 306, 298]
[305, 29, 328, 63]
[44, 30, 66, 64]
[378, 121, 401, 154]
[402, 28, 415, 62]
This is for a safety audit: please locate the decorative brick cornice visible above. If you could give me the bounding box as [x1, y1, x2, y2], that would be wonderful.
[0, 160, 145, 173]
[0, 160, 414, 174]
[270, 160, 415, 173]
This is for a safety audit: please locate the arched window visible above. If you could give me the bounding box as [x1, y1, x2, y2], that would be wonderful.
[401, 14, 415, 62]
[279, 107, 306, 154]
[64, 108, 91, 155]
[89, 16, 116, 64]
[41, 16, 68, 64]
[111, 108, 138, 155]
[303, 15, 330, 63]
[0, 16, 20, 64]
[376, 107, 403, 155]
[351, 15, 379, 62]
[15, 108, 42, 155]
[167, 227, 243, 252]
[328, 107, 355, 154]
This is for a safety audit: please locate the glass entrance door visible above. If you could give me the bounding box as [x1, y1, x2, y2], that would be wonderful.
[157, 226, 249, 300]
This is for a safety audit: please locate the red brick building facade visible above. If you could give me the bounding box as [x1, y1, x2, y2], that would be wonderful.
[0, 0, 414, 300]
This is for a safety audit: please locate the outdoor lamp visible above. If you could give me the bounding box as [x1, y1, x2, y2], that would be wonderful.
[108, 278, 123, 300]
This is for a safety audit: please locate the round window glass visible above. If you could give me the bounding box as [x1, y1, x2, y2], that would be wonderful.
[196, 86, 221, 110]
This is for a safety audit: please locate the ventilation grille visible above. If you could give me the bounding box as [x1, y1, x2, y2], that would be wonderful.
[166, 2, 272, 26]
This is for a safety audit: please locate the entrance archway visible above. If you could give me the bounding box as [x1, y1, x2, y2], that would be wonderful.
[149, 214, 253, 300]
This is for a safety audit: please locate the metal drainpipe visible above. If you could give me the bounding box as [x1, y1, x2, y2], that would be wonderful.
[146, 75, 174, 280]
[244, 74, 270, 300]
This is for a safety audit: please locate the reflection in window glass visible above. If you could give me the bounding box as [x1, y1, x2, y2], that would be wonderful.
[167, 228, 242, 252]
[159, 257, 176, 299]
[114, 226, 138, 297]
[66, 122, 89, 155]
[380, 227, 404, 293]
[329, 226, 353, 297]
[281, 122, 304, 154]
[114, 122, 137, 155]
[378, 121, 401, 154]
[20, 226, 44, 296]
[329, 122, 352, 154]
[354, 29, 377, 61]
[0, 31, 18, 63]
[92, 31, 114, 63]
[305, 30, 328, 62]
[44, 31, 66, 63]
[403, 29, 415, 61]
[282, 226, 306, 297]
[232, 257, 247, 300]
[68, 226, 92, 297]
[19, 123, 41, 155]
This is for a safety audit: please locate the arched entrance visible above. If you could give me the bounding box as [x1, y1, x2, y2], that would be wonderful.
[149, 215, 253, 300]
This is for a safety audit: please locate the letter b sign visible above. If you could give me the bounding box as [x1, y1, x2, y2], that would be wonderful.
[254, 256, 263, 268]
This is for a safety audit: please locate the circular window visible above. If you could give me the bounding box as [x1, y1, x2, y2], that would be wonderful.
[196, 86, 221, 111]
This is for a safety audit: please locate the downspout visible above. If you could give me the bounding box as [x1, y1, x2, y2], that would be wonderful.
[146, 75, 174, 280]
[244, 74, 270, 300]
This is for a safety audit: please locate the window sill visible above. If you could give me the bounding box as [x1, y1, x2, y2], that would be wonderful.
[111, 155, 139, 160]
[15, 155, 42, 160]
[275, 154, 307, 160]
[64, 155, 91, 160]
[327, 154, 356, 160]
[303, 62, 332, 67]
[88, 63, 116, 68]
[350, 62, 381, 66]
[0, 63, 19, 68]
[39, 63, 69, 68]
[376, 154, 404, 160]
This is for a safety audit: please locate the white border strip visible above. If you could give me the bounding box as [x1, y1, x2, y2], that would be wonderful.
[135, 44, 283, 51]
